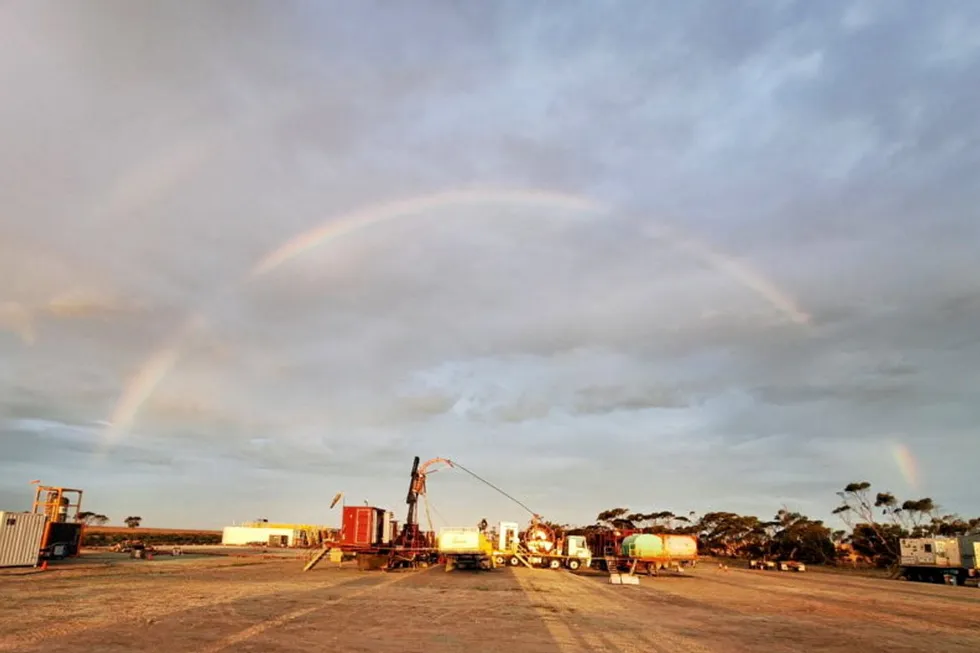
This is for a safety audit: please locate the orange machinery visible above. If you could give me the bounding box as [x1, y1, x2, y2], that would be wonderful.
[30, 482, 85, 559]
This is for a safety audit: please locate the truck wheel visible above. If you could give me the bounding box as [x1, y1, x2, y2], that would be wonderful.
[509, 557, 519, 566]
[549, 559, 561, 570]
[494, 555, 505, 565]
[568, 559, 580, 571]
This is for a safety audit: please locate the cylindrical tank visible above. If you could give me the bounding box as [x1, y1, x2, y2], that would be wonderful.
[522, 522, 556, 555]
[620, 534, 664, 559]
[57, 497, 69, 523]
[663, 534, 697, 560]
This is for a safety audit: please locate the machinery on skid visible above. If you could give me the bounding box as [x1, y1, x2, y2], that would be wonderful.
[31, 483, 85, 560]
[899, 536, 980, 587]
[491, 518, 593, 571]
[0, 482, 85, 568]
[304, 455, 448, 572]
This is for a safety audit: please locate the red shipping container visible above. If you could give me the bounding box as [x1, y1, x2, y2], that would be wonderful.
[341, 506, 385, 547]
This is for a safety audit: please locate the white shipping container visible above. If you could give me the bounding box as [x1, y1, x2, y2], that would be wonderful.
[221, 526, 296, 546]
[0, 512, 47, 568]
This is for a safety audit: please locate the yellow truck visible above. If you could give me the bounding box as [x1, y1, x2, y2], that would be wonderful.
[437, 527, 494, 571]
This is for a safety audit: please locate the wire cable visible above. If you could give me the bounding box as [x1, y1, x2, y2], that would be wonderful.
[449, 460, 538, 517]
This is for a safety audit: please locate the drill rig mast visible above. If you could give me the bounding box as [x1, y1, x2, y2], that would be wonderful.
[397, 456, 454, 548]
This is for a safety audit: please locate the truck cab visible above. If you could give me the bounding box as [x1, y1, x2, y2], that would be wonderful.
[565, 535, 592, 570]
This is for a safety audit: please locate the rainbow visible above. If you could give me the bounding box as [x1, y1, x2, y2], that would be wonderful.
[250, 188, 603, 277]
[891, 442, 920, 491]
[101, 314, 208, 448]
[103, 186, 811, 443]
[644, 224, 810, 325]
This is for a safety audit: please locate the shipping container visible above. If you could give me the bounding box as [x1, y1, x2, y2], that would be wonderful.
[340, 506, 388, 547]
[0, 512, 47, 567]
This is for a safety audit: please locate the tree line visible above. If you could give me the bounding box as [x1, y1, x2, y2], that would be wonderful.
[77, 512, 143, 528]
[550, 482, 978, 567]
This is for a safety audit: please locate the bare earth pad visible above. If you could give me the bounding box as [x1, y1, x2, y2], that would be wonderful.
[2, 554, 978, 652]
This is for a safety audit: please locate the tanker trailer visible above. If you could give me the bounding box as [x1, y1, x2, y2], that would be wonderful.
[621, 533, 698, 575]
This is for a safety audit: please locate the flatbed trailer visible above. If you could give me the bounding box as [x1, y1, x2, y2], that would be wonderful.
[492, 548, 591, 570]
[304, 544, 438, 571]
[491, 523, 593, 570]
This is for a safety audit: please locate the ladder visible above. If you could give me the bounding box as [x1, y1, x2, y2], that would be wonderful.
[605, 556, 619, 574]
[303, 546, 330, 572]
[512, 549, 534, 569]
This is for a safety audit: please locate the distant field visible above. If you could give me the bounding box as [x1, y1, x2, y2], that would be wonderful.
[82, 526, 222, 536]
[82, 526, 222, 546]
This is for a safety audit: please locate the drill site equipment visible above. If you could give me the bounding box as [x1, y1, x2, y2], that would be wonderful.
[492, 518, 594, 571]
[1, 482, 85, 568]
[31, 483, 85, 560]
[304, 456, 445, 572]
[304, 455, 548, 572]
[438, 526, 495, 571]
[899, 536, 980, 587]
[585, 529, 698, 579]
[302, 454, 700, 581]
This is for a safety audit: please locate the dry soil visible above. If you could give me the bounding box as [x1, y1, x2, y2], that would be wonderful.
[1, 553, 978, 653]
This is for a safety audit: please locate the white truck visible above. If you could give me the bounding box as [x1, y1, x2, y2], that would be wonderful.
[899, 536, 980, 587]
[437, 527, 494, 571]
[492, 521, 593, 570]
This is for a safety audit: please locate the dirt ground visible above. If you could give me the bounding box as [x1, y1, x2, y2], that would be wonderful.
[2, 553, 978, 653]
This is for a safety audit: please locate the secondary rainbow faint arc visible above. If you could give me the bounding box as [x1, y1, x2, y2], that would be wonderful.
[104, 186, 811, 443]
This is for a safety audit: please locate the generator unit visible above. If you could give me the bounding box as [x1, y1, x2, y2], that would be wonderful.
[899, 536, 980, 586]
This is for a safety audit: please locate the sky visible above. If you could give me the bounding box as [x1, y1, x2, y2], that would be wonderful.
[1, 1, 978, 531]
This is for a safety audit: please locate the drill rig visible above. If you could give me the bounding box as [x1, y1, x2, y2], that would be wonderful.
[395, 456, 453, 549]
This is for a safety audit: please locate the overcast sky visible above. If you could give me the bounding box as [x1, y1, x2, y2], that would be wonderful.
[2, 1, 978, 531]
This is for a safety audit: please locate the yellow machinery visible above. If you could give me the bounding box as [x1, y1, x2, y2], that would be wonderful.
[29, 482, 85, 559]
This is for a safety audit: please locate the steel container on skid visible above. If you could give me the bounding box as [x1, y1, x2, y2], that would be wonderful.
[0, 512, 47, 568]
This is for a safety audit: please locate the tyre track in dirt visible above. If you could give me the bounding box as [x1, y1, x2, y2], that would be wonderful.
[514, 568, 713, 653]
[572, 569, 980, 653]
[0, 566, 384, 653]
[237, 564, 559, 652]
[696, 570, 980, 636]
[194, 567, 425, 653]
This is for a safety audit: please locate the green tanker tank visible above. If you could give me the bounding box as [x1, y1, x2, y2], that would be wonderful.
[621, 534, 663, 558]
[620, 533, 698, 560]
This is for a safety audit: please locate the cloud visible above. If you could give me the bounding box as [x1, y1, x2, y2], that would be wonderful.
[1, 1, 978, 527]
